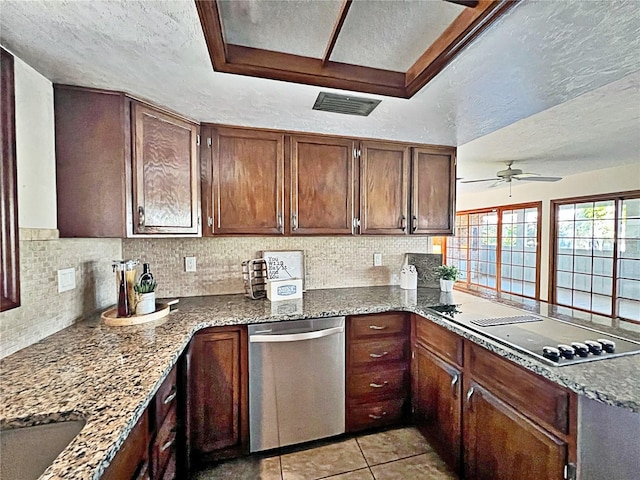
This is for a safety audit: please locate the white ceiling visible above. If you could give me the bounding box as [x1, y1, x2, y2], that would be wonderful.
[0, 0, 639, 194]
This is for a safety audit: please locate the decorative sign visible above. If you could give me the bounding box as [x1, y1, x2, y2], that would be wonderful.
[262, 250, 305, 290]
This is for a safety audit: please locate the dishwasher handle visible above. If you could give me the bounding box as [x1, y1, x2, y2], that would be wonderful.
[249, 326, 344, 343]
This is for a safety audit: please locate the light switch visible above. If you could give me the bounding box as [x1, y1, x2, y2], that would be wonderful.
[373, 253, 382, 266]
[57, 268, 76, 293]
[185, 256, 197, 272]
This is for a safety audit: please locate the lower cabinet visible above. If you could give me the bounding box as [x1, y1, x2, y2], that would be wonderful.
[464, 382, 568, 480]
[411, 315, 576, 479]
[346, 312, 410, 432]
[102, 362, 181, 480]
[412, 343, 462, 472]
[187, 326, 248, 465]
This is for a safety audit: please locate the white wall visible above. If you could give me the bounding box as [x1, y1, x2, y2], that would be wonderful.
[456, 162, 640, 301]
[13, 53, 57, 229]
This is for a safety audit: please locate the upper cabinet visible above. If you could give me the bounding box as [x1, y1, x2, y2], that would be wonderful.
[411, 147, 456, 235]
[290, 135, 357, 235]
[202, 126, 284, 235]
[54, 86, 200, 238]
[360, 142, 410, 235]
[132, 104, 199, 235]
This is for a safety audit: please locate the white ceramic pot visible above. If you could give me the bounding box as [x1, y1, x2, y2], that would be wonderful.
[136, 292, 156, 315]
[440, 279, 455, 292]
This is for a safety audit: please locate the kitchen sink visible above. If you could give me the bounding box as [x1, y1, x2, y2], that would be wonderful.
[0, 419, 86, 480]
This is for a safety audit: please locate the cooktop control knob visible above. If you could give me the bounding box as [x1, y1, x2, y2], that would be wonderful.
[597, 339, 616, 353]
[542, 346, 561, 362]
[571, 342, 590, 357]
[557, 344, 576, 359]
[584, 340, 603, 355]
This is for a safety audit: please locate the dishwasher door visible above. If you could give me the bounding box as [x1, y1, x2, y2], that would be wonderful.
[248, 317, 345, 452]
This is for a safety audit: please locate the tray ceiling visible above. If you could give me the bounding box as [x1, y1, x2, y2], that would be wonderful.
[199, 0, 515, 98]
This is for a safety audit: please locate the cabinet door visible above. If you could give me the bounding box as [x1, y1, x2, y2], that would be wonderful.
[101, 410, 150, 480]
[464, 382, 567, 480]
[360, 141, 410, 235]
[411, 147, 456, 235]
[132, 103, 200, 235]
[212, 127, 284, 235]
[290, 135, 357, 235]
[189, 327, 248, 458]
[412, 344, 462, 472]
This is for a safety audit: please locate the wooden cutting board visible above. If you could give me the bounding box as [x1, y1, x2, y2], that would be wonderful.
[101, 302, 170, 326]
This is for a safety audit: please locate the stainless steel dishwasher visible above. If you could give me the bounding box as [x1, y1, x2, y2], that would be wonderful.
[248, 316, 345, 452]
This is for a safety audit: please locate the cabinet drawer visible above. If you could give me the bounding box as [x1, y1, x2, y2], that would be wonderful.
[348, 367, 408, 399]
[160, 451, 176, 480]
[350, 313, 407, 339]
[468, 342, 570, 434]
[155, 364, 178, 429]
[152, 405, 177, 478]
[415, 316, 463, 367]
[348, 398, 405, 432]
[350, 338, 408, 368]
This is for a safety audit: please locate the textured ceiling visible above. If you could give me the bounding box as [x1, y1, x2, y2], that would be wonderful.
[0, 0, 639, 194]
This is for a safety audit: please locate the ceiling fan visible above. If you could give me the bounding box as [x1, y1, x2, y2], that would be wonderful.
[460, 161, 563, 188]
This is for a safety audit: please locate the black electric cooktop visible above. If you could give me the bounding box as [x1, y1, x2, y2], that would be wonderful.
[428, 304, 640, 366]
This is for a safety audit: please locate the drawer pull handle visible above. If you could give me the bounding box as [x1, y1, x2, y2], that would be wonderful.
[369, 325, 387, 330]
[163, 388, 177, 405]
[161, 435, 176, 452]
[370, 381, 389, 388]
[368, 411, 388, 420]
[369, 351, 389, 358]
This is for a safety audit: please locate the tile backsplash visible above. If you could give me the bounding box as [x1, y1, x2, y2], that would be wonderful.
[0, 229, 121, 358]
[123, 236, 433, 298]
[1, 233, 433, 358]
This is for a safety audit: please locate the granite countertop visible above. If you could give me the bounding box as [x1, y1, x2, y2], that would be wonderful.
[1, 286, 639, 479]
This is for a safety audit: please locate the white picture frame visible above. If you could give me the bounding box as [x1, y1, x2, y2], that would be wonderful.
[261, 250, 306, 291]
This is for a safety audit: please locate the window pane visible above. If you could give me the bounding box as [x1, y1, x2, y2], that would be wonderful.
[592, 276, 612, 296]
[574, 274, 592, 292]
[593, 257, 613, 276]
[556, 287, 572, 306]
[523, 282, 536, 297]
[591, 294, 612, 315]
[557, 254, 573, 271]
[573, 290, 591, 310]
[523, 267, 536, 282]
[618, 278, 640, 299]
[622, 198, 640, 219]
[524, 252, 536, 266]
[618, 298, 640, 321]
[557, 271, 572, 289]
[620, 240, 640, 258]
[574, 256, 592, 274]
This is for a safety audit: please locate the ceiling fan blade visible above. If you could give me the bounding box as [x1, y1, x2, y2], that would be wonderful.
[513, 172, 539, 178]
[488, 179, 506, 188]
[460, 178, 499, 183]
[515, 176, 562, 182]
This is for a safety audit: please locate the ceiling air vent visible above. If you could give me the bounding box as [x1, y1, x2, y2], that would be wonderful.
[312, 92, 381, 117]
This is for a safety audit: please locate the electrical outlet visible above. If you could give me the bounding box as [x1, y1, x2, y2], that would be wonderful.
[184, 256, 197, 272]
[57, 268, 76, 293]
[373, 253, 382, 266]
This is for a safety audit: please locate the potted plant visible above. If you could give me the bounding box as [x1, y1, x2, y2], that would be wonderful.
[134, 279, 157, 315]
[434, 265, 458, 292]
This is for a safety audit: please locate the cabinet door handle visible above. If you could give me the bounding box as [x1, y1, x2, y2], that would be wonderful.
[411, 215, 417, 233]
[369, 381, 389, 388]
[368, 411, 387, 420]
[369, 351, 389, 358]
[450, 373, 459, 399]
[138, 206, 145, 227]
[369, 325, 386, 330]
[277, 212, 283, 232]
[163, 387, 177, 405]
[400, 215, 406, 232]
[292, 213, 298, 231]
[161, 434, 176, 452]
[466, 386, 475, 411]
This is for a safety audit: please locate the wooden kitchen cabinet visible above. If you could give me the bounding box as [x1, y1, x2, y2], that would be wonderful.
[412, 343, 462, 472]
[202, 126, 284, 235]
[54, 85, 200, 237]
[132, 103, 200, 235]
[289, 135, 357, 235]
[346, 312, 410, 432]
[410, 146, 456, 235]
[101, 409, 150, 480]
[187, 326, 248, 463]
[464, 382, 568, 480]
[359, 141, 410, 235]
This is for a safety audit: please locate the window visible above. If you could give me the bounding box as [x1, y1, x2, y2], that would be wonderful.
[446, 202, 541, 299]
[552, 192, 640, 322]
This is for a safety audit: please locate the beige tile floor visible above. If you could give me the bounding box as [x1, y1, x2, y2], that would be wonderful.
[193, 427, 459, 480]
